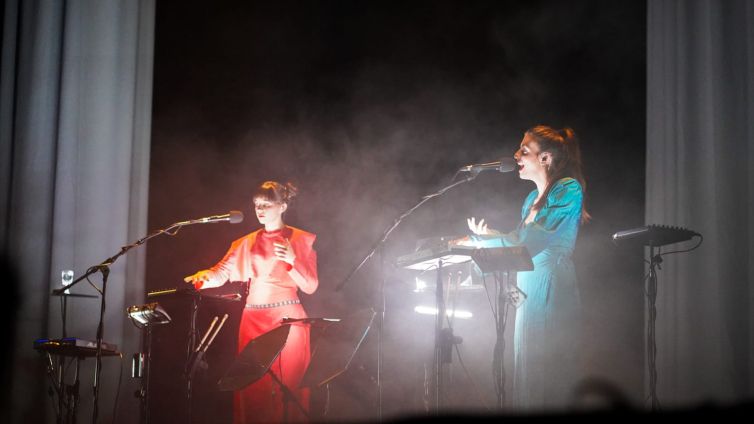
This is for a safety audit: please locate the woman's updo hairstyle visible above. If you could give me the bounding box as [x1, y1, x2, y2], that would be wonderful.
[253, 181, 298, 205]
[526, 125, 589, 222]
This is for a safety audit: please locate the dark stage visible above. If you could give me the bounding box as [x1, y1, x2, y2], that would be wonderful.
[6, 0, 754, 422]
[146, 0, 645, 422]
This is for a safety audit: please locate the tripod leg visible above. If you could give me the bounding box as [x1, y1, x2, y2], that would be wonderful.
[70, 357, 81, 424]
[493, 271, 511, 409]
[267, 370, 310, 421]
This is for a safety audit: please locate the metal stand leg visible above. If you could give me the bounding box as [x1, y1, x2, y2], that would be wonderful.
[186, 294, 199, 422]
[70, 358, 82, 424]
[433, 259, 445, 413]
[48, 354, 83, 424]
[494, 272, 511, 409]
[268, 369, 309, 422]
[647, 246, 661, 410]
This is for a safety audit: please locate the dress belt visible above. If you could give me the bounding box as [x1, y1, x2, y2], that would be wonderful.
[245, 299, 300, 309]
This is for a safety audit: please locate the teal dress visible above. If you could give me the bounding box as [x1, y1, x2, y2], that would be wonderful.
[473, 177, 583, 409]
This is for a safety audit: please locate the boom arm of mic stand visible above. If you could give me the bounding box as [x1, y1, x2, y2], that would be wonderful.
[46, 218, 208, 424]
[51, 219, 202, 295]
[335, 173, 478, 292]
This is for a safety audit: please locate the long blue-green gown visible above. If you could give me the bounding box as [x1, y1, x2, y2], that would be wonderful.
[472, 177, 583, 410]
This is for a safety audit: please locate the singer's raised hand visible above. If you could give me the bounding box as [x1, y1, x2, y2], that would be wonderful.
[467, 217, 490, 235]
[184, 270, 212, 289]
[273, 239, 296, 267]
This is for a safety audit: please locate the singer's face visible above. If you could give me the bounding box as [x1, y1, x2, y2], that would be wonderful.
[514, 135, 548, 183]
[253, 198, 287, 225]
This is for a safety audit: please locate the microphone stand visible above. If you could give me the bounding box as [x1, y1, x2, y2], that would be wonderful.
[50, 216, 234, 424]
[335, 171, 480, 419]
[647, 245, 661, 411]
[186, 314, 229, 424]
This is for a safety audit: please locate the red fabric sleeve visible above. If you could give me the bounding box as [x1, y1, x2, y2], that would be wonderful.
[291, 230, 318, 294]
[207, 234, 252, 284]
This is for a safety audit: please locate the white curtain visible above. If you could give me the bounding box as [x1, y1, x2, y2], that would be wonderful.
[0, 1, 154, 422]
[647, 0, 754, 407]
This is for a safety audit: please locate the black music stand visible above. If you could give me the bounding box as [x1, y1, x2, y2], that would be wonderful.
[218, 325, 289, 391]
[218, 324, 309, 421]
[301, 308, 376, 389]
[471, 246, 532, 409]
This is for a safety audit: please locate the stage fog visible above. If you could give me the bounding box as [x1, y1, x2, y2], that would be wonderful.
[145, 1, 645, 421]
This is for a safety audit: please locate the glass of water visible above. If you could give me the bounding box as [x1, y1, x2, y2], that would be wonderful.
[61, 270, 74, 294]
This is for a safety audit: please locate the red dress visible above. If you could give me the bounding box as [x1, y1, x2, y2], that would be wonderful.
[205, 226, 318, 423]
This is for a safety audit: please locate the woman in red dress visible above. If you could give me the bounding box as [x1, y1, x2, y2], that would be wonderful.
[184, 181, 318, 423]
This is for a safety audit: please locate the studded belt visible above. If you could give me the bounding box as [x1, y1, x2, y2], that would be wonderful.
[245, 299, 301, 309]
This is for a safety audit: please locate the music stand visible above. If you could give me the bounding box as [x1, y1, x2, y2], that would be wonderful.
[218, 324, 291, 392]
[218, 324, 309, 421]
[301, 308, 376, 389]
[471, 246, 532, 409]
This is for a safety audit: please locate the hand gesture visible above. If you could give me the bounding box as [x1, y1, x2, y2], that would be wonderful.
[467, 217, 490, 235]
[183, 270, 212, 289]
[273, 239, 296, 267]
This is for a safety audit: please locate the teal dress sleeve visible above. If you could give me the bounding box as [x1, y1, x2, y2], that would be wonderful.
[470, 178, 583, 261]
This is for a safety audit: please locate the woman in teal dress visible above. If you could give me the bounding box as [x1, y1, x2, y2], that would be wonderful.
[466, 125, 589, 410]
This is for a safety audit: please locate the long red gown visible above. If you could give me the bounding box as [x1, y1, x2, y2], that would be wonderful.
[205, 226, 318, 423]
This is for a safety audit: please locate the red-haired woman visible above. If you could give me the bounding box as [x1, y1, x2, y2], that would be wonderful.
[184, 181, 318, 423]
[467, 126, 588, 410]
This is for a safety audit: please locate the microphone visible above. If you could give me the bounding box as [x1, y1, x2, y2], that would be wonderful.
[459, 157, 516, 173]
[193, 210, 244, 224]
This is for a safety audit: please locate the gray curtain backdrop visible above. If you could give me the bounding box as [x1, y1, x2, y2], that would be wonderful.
[647, 0, 754, 407]
[0, 1, 154, 422]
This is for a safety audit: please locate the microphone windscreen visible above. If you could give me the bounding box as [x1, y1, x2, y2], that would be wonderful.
[229, 210, 244, 224]
[499, 157, 517, 172]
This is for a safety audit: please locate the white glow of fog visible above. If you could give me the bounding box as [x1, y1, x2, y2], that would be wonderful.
[413, 276, 427, 292]
[413, 305, 473, 319]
